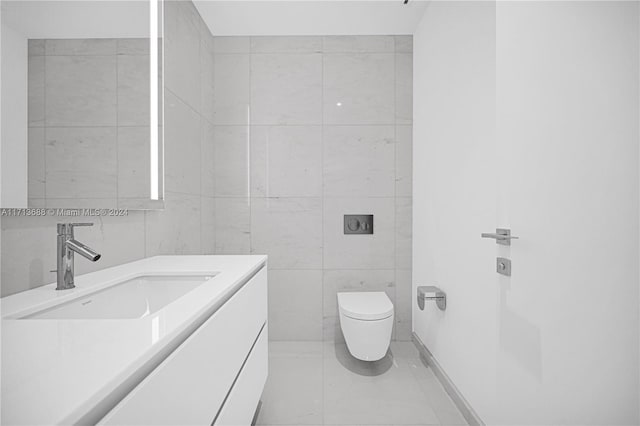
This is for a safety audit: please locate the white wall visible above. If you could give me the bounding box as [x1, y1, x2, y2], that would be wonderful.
[413, 1, 639, 424]
[0, 20, 27, 208]
[1, 1, 148, 39]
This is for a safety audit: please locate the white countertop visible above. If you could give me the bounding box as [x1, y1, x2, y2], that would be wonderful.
[1, 255, 267, 425]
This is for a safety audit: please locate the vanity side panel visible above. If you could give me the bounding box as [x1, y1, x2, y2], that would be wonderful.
[98, 268, 267, 426]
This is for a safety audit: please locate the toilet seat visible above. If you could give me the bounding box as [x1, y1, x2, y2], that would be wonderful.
[337, 292, 394, 321]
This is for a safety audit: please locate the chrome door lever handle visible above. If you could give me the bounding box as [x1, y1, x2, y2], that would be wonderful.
[481, 228, 518, 245]
[481, 233, 519, 240]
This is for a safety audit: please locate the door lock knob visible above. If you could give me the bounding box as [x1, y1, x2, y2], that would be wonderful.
[496, 257, 511, 276]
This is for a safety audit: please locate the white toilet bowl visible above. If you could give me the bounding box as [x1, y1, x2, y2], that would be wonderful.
[337, 292, 394, 361]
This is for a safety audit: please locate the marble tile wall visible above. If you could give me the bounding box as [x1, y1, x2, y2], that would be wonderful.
[211, 35, 413, 341]
[1, 0, 216, 296]
[2, 11, 414, 346]
[27, 38, 152, 208]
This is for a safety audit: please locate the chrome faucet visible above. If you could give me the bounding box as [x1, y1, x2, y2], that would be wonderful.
[56, 223, 101, 290]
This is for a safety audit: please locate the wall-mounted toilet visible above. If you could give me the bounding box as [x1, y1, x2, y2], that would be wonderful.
[337, 292, 394, 361]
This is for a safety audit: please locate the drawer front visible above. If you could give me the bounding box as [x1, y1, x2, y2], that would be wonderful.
[99, 267, 267, 426]
[214, 325, 268, 426]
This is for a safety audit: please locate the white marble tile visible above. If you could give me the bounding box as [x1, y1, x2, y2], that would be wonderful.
[28, 55, 45, 127]
[323, 36, 395, 53]
[395, 197, 412, 270]
[45, 127, 117, 199]
[389, 341, 421, 359]
[251, 36, 322, 53]
[28, 198, 45, 208]
[200, 120, 215, 197]
[213, 125, 249, 197]
[213, 54, 250, 125]
[28, 128, 45, 199]
[28, 39, 45, 56]
[323, 342, 440, 425]
[44, 198, 118, 209]
[395, 125, 412, 197]
[117, 54, 150, 126]
[395, 53, 413, 124]
[323, 53, 395, 125]
[322, 269, 396, 342]
[251, 198, 322, 269]
[200, 196, 216, 254]
[0, 213, 57, 295]
[268, 270, 323, 340]
[213, 36, 250, 54]
[118, 198, 164, 210]
[200, 28, 215, 123]
[117, 126, 150, 199]
[164, 0, 201, 110]
[45, 39, 116, 55]
[214, 197, 250, 254]
[45, 55, 117, 126]
[394, 35, 413, 53]
[145, 191, 201, 256]
[116, 38, 149, 55]
[394, 269, 412, 341]
[256, 342, 323, 425]
[267, 340, 324, 357]
[1, 212, 145, 296]
[254, 340, 466, 426]
[251, 126, 322, 197]
[323, 126, 395, 197]
[251, 53, 322, 125]
[164, 90, 201, 195]
[323, 197, 395, 269]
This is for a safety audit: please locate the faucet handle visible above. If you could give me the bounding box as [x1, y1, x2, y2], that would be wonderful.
[57, 222, 94, 235]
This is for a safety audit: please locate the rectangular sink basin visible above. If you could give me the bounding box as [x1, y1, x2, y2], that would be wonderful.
[22, 275, 215, 320]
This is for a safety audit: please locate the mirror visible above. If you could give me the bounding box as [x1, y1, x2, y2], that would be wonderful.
[0, 0, 164, 210]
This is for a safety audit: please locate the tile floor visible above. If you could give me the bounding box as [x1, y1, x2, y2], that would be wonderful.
[256, 341, 468, 426]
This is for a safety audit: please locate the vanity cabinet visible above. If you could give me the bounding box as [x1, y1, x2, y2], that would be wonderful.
[99, 267, 268, 426]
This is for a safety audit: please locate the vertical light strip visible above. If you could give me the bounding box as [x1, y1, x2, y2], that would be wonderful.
[247, 105, 251, 200]
[149, 0, 159, 200]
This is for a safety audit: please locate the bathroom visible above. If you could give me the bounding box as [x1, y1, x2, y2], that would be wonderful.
[0, 0, 638, 425]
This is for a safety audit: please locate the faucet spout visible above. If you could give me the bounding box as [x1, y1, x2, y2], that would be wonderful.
[66, 239, 101, 262]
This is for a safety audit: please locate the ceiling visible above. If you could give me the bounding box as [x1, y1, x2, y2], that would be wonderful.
[1, 1, 149, 39]
[193, 0, 429, 36]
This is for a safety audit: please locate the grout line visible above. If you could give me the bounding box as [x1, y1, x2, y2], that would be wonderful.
[393, 45, 399, 341]
[248, 41, 253, 256]
[212, 195, 396, 199]
[42, 54, 48, 204]
[40, 125, 125, 129]
[198, 20, 204, 254]
[116, 49, 120, 208]
[39, 123, 398, 128]
[320, 34, 325, 426]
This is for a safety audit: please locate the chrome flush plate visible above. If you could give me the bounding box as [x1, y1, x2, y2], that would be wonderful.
[343, 215, 373, 234]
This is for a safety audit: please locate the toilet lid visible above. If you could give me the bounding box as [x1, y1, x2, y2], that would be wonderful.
[337, 292, 394, 321]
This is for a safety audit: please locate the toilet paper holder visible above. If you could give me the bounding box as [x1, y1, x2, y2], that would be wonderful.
[417, 286, 446, 311]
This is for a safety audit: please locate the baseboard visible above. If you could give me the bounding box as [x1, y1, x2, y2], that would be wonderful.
[251, 400, 262, 426]
[412, 332, 484, 426]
